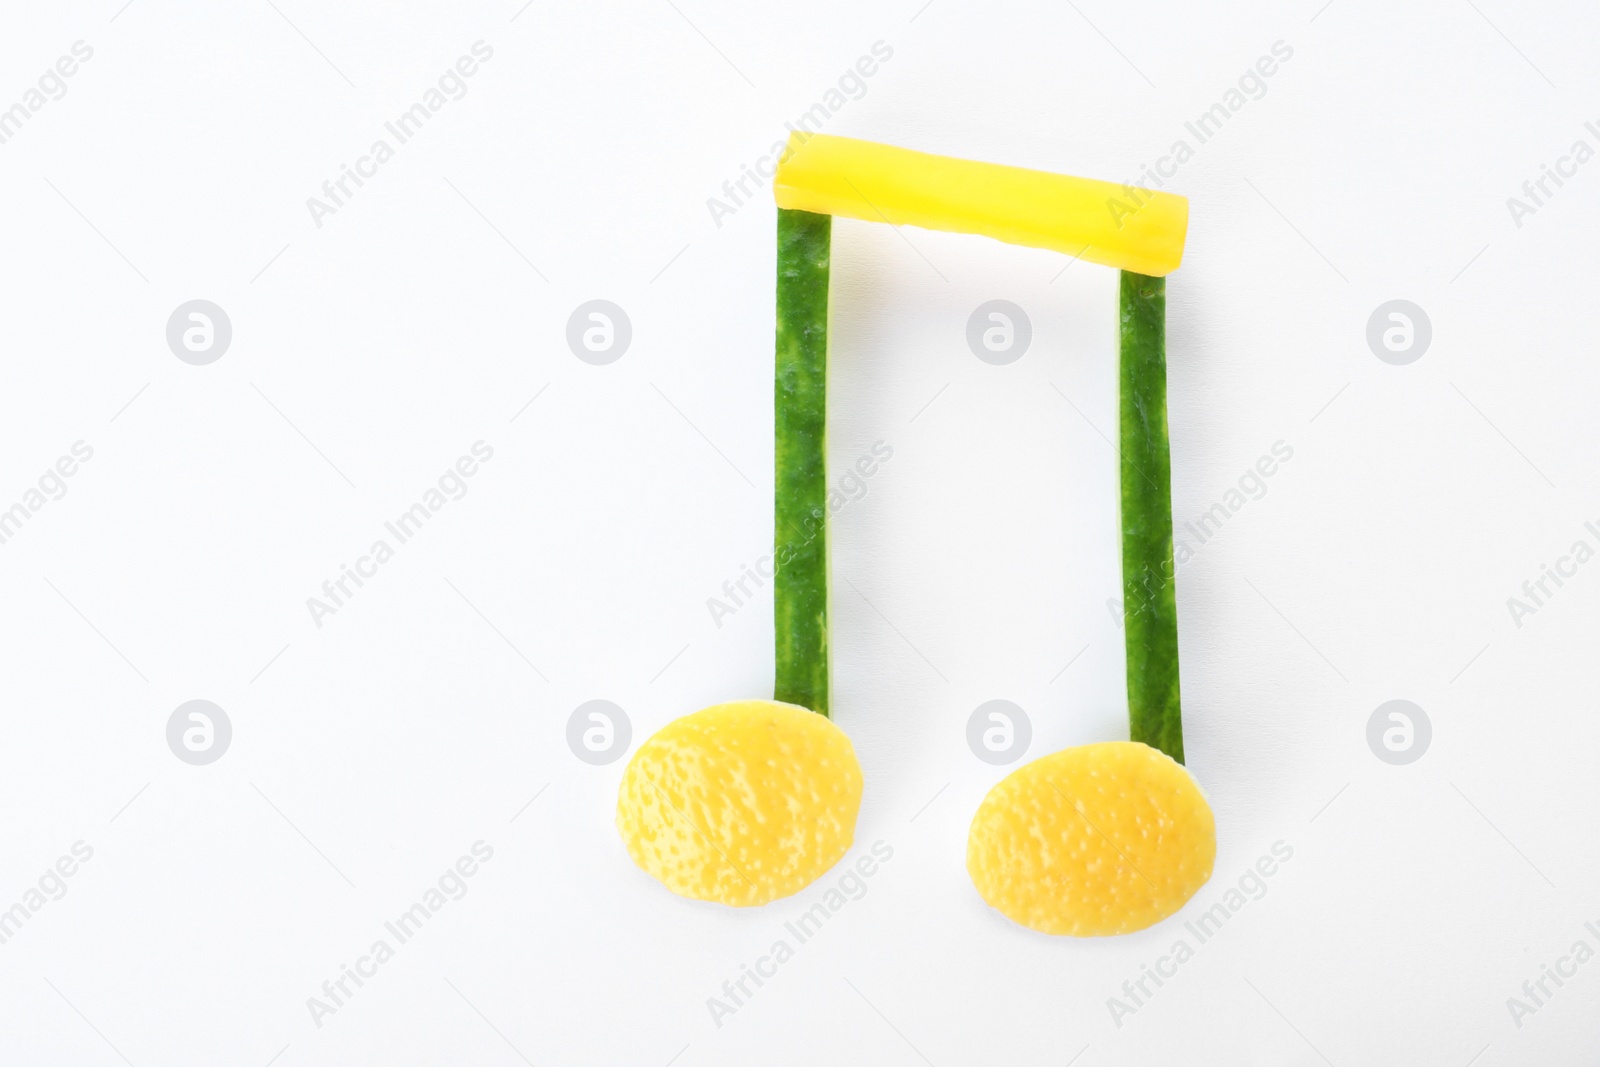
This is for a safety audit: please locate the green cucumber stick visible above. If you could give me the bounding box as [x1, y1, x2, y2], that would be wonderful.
[1119, 271, 1184, 763]
[773, 208, 832, 716]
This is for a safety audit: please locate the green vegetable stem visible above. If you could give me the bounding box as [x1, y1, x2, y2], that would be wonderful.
[1119, 271, 1184, 763]
[774, 208, 832, 716]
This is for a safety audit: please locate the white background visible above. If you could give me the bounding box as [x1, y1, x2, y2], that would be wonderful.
[1, 0, 1597, 1064]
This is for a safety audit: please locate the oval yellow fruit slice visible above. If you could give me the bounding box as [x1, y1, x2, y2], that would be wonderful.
[616, 700, 864, 907]
[966, 741, 1215, 936]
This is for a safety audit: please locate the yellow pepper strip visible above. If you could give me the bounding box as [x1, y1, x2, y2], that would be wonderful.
[773, 133, 1188, 276]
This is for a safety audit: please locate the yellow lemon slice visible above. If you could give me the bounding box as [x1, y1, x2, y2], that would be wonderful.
[966, 741, 1215, 936]
[616, 700, 864, 907]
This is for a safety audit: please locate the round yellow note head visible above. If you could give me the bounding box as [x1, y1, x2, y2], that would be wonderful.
[967, 741, 1215, 936]
[616, 700, 864, 907]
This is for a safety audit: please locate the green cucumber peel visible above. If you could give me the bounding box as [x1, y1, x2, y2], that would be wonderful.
[1119, 271, 1184, 763]
[773, 208, 832, 716]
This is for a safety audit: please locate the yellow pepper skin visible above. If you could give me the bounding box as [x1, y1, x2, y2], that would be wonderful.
[773, 133, 1187, 277]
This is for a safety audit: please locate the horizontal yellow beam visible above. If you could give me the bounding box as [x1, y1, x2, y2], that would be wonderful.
[773, 133, 1187, 277]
